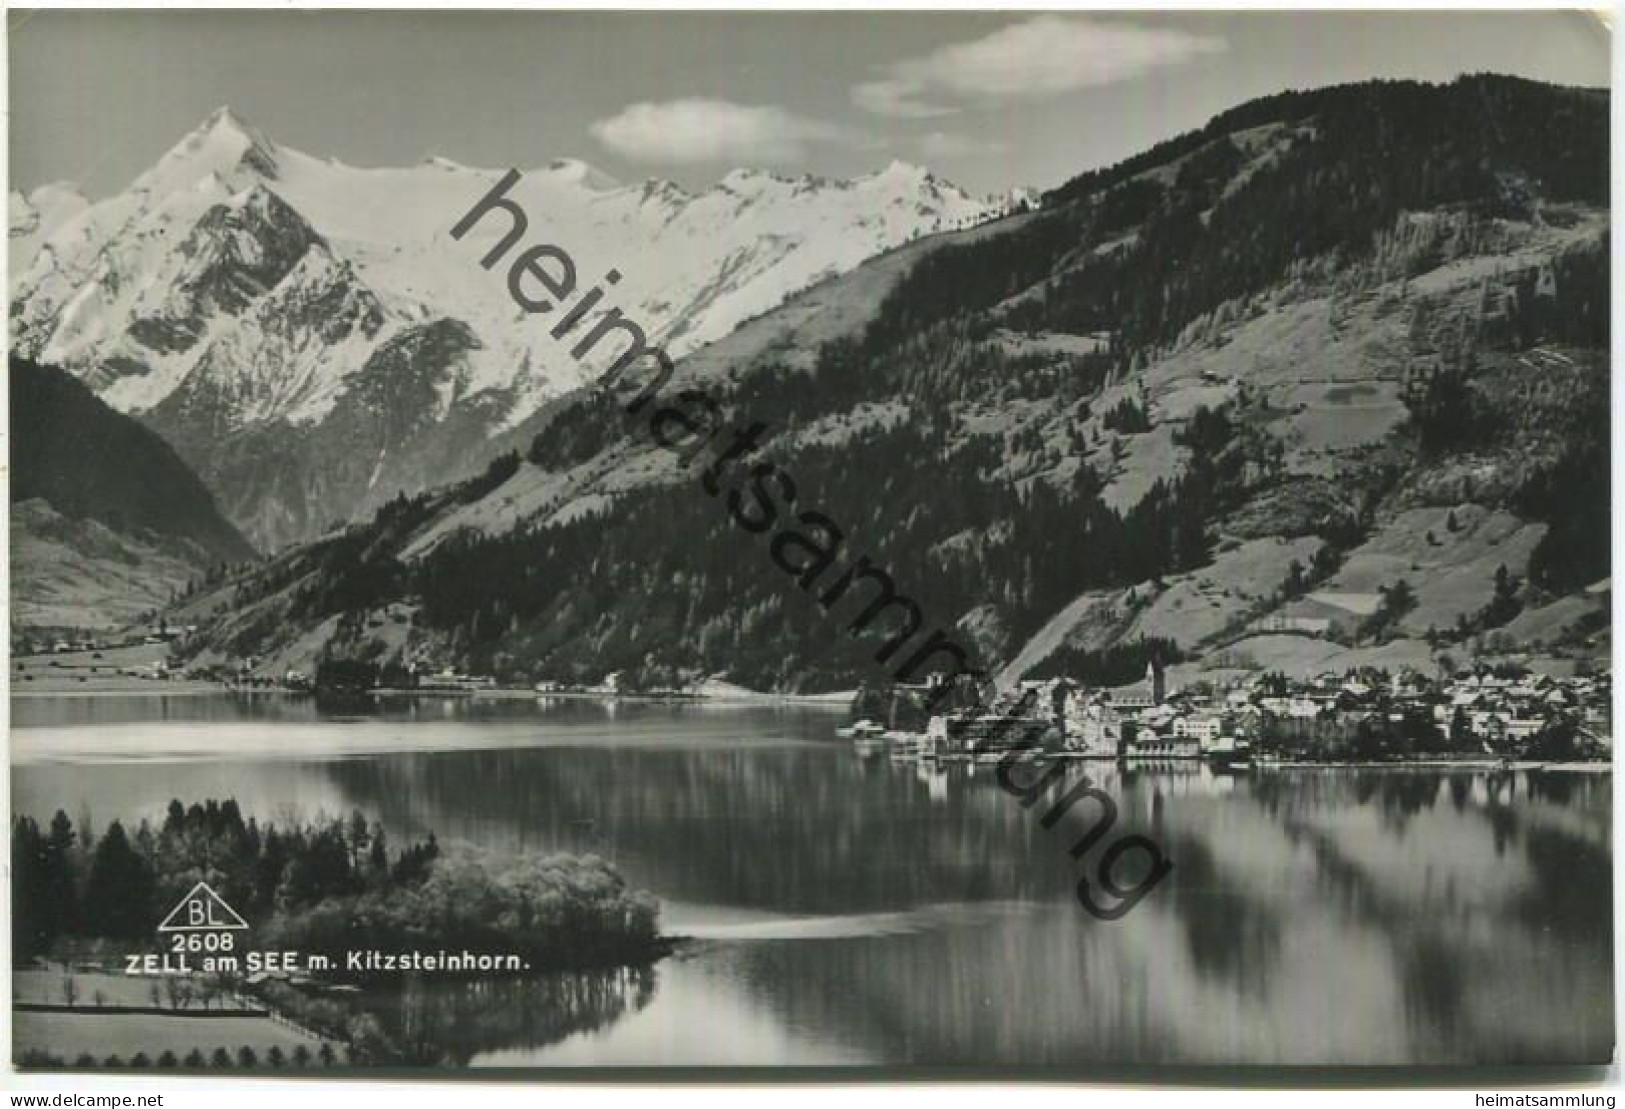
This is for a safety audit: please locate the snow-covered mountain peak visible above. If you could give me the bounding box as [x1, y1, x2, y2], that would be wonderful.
[630, 178, 694, 206]
[24, 181, 89, 209]
[197, 105, 279, 159]
[7, 183, 91, 277]
[132, 105, 280, 199]
[868, 159, 934, 185]
[715, 167, 823, 195]
[1000, 184, 1043, 210]
[10, 115, 1007, 549]
[717, 167, 761, 191]
[10, 181, 88, 228]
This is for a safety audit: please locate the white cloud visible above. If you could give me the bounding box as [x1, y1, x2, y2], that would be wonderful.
[591, 98, 859, 165]
[916, 131, 1003, 159]
[852, 80, 955, 120]
[854, 16, 1226, 118]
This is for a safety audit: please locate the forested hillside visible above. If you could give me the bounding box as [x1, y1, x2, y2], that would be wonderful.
[170, 76, 1610, 691]
[12, 360, 255, 560]
[11, 359, 256, 630]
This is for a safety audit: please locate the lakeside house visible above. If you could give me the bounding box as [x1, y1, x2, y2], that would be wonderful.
[418, 669, 497, 692]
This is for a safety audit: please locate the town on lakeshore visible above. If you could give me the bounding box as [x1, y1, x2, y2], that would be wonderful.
[845, 657, 1612, 767]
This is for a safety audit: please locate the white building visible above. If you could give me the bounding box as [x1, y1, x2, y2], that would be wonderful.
[1174, 713, 1225, 744]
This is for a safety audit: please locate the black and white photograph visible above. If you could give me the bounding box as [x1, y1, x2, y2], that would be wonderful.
[5, 6, 1614, 1081]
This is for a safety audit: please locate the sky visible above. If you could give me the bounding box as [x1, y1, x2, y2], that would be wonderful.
[8, 9, 1611, 199]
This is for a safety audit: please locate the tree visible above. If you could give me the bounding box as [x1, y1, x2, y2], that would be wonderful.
[1523, 718, 1583, 761]
[1478, 564, 1522, 630]
[368, 826, 389, 879]
[1449, 707, 1476, 751]
[43, 811, 79, 936]
[1364, 579, 1417, 642]
[346, 1013, 393, 1062]
[84, 820, 155, 939]
[255, 827, 289, 915]
[1385, 579, 1416, 614]
[11, 817, 53, 962]
[208, 967, 239, 1009]
[60, 976, 78, 1008]
[164, 976, 189, 1011]
[347, 810, 370, 870]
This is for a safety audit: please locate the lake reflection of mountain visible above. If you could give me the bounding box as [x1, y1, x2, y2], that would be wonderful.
[12, 696, 1613, 1066]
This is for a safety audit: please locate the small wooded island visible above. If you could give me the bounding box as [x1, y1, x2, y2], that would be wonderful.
[13, 799, 667, 1067]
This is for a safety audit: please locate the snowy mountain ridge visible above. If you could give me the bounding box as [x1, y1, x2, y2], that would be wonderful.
[10, 107, 1003, 547]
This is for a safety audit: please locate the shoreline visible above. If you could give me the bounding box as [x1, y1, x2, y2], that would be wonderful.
[12, 682, 241, 698]
[907, 752, 1610, 772]
[1252, 758, 1611, 772]
[11, 688, 1608, 771]
[13, 684, 856, 707]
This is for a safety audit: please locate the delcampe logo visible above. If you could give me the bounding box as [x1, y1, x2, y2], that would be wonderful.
[157, 881, 249, 936]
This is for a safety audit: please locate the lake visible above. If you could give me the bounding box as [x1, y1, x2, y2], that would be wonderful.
[11, 694, 1613, 1067]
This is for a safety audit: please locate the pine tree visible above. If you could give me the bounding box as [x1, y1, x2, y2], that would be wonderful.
[84, 820, 155, 939]
[43, 811, 79, 937]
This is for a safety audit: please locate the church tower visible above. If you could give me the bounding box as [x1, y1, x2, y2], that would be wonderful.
[1145, 655, 1167, 705]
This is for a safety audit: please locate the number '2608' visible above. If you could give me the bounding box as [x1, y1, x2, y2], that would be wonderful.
[169, 931, 236, 953]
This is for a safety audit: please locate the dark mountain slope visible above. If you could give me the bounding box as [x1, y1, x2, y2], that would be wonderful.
[12, 358, 255, 562]
[170, 75, 1609, 690]
[12, 358, 256, 630]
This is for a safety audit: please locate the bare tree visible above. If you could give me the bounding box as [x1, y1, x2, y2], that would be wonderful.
[210, 967, 239, 1010]
[163, 975, 187, 1010]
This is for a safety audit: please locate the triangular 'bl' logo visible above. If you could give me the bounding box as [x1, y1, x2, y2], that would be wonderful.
[157, 881, 249, 932]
